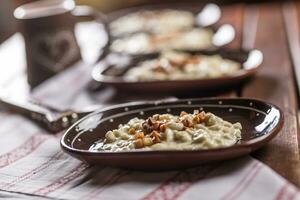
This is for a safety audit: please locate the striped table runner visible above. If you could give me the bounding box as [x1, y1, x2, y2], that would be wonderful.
[0, 45, 299, 200]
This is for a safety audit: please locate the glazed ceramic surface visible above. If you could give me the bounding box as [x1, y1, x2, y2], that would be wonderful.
[108, 3, 222, 36]
[92, 49, 263, 93]
[61, 98, 283, 170]
[107, 4, 235, 56]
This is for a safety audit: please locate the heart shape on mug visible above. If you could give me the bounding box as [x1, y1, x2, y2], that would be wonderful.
[32, 30, 81, 73]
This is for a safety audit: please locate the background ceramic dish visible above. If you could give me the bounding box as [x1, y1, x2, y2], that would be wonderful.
[92, 49, 263, 93]
[108, 3, 222, 37]
[61, 98, 283, 170]
[107, 3, 235, 56]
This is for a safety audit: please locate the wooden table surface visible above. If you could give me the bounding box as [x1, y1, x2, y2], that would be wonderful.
[220, 2, 300, 187]
[1, 1, 300, 188]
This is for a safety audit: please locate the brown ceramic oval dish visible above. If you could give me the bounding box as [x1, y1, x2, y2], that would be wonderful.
[108, 3, 222, 37]
[92, 49, 263, 93]
[61, 98, 283, 170]
[107, 3, 235, 56]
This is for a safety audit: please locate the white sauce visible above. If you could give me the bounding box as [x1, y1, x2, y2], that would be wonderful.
[110, 28, 213, 54]
[110, 9, 195, 36]
[124, 51, 241, 81]
[90, 111, 242, 152]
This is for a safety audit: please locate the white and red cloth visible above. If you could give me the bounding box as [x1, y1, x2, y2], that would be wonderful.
[0, 34, 299, 200]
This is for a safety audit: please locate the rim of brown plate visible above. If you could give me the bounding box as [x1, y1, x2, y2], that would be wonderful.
[61, 97, 284, 156]
[92, 49, 263, 85]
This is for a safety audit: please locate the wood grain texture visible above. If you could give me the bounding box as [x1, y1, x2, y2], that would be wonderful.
[242, 3, 300, 187]
[217, 4, 245, 49]
[242, 5, 259, 50]
[212, 4, 245, 98]
[283, 1, 300, 98]
[283, 2, 300, 176]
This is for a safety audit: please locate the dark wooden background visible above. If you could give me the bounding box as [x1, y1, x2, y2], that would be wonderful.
[214, 2, 300, 187]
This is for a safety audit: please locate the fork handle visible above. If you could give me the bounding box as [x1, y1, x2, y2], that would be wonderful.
[0, 95, 53, 118]
[0, 96, 84, 133]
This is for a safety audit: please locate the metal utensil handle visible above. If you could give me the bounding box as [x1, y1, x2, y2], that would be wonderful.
[0, 96, 85, 133]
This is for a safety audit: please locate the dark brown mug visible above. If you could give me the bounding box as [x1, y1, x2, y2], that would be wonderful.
[14, 0, 109, 88]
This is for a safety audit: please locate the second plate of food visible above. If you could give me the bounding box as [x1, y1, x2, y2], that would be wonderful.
[61, 98, 283, 170]
[92, 49, 263, 93]
[108, 3, 234, 56]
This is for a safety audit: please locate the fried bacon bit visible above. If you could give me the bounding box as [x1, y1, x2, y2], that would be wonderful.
[143, 117, 163, 134]
[182, 119, 193, 128]
[134, 139, 144, 148]
[198, 111, 206, 122]
[168, 58, 185, 67]
[142, 121, 153, 134]
[180, 111, 188, 117]
[134, 132, 145, 140]
[152, 65, 167, 73]
[152, 122, 160, 130]
[128, 128, 136, 135]
[193, 111, 206, 124]
[159, 124, 167, 132]
[184, 56, 202, 65]
[150, 131, 161, 143]
[147, 118, 155, 126]
[193, 115, 200, 124]
[153, 114, 160, 120]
